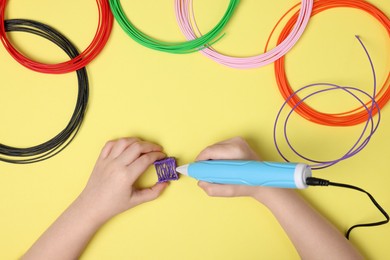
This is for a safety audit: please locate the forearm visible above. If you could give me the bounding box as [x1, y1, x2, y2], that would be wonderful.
[22, 195, 106, 260]
[253, 189, 363, 260]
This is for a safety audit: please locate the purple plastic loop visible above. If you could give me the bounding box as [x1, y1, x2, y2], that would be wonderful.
[154, 157, 179, 183]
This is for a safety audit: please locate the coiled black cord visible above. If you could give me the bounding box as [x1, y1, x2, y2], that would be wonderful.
[1, 19, 89, 164]
[306, 177, 389, 239]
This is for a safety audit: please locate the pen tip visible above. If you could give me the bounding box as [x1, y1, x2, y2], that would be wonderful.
[176, 164, 189, 175]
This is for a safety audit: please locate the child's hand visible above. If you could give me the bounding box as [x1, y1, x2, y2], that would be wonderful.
[195, 136, 260, 161]
[195, 137, 266, 198]
[78, 137, 169, 223]
[22, 138, 170, 260]
[194, 138, 363, 260]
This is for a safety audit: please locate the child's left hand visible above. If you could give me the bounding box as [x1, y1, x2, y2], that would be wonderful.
[195, 137, 264, 199]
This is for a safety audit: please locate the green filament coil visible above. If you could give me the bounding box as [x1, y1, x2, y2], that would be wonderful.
[109, 0, 239, 54]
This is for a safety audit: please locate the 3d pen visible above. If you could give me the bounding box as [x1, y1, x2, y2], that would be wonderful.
[176, 160, 312, 189]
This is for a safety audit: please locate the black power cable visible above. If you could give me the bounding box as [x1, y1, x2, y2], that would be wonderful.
[306, 177, 389, 239]
[1, 19, 89, 164]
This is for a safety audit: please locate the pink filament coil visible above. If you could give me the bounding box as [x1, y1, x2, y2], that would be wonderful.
[175, 0, 313, 69]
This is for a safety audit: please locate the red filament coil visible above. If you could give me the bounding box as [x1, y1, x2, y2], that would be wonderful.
[0, 0, 113, 74]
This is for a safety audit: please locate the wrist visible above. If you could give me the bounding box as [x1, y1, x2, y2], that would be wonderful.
[73, 192, 113, 226]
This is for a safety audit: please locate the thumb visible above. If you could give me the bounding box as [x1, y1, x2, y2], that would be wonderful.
[195, 144, 228, 161]
[131, 182, 169, 206]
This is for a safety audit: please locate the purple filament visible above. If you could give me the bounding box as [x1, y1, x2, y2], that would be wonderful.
[154, 157, 179, 183]
[273, 36, 381, 170]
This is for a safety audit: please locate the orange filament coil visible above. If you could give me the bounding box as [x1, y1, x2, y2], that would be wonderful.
[269, 0, 390, 126]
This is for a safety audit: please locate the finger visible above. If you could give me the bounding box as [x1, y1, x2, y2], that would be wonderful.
[118, 141, 163, 165]
[127, 151, 166, 182]
[217, 137, 242, 145]
[131, 182, 169, 206]
[108, 137, 141, 158]
[195, 137, 245, 161]
[196, 137, 260, 161]
[198, 181, 251, 197]
[98, 140, 116, 160]
[195, 143, 233, 161]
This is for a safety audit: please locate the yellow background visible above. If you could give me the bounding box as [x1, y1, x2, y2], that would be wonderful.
[1, 0, 389, 259]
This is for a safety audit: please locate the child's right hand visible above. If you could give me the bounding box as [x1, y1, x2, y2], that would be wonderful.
[195, 137, 271, 200]
[22, 137, 170, 260]
[78, 137, 169, 223]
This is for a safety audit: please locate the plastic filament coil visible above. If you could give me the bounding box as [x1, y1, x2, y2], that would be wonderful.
[175, 0, 313, 68]
[0, 19, 89, 164]
[270, 0, 390, 126]
[273, 36, 380, 170]
[109, 0, 239, 54]
[0, 0, 113, 74]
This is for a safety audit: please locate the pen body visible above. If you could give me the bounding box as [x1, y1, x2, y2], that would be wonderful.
[186, 160, 311, 189]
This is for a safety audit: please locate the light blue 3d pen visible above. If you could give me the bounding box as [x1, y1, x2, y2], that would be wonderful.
[176, 160, 312, 189]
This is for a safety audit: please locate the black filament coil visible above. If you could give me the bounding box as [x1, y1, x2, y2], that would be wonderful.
[1, 19, 89, 164]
